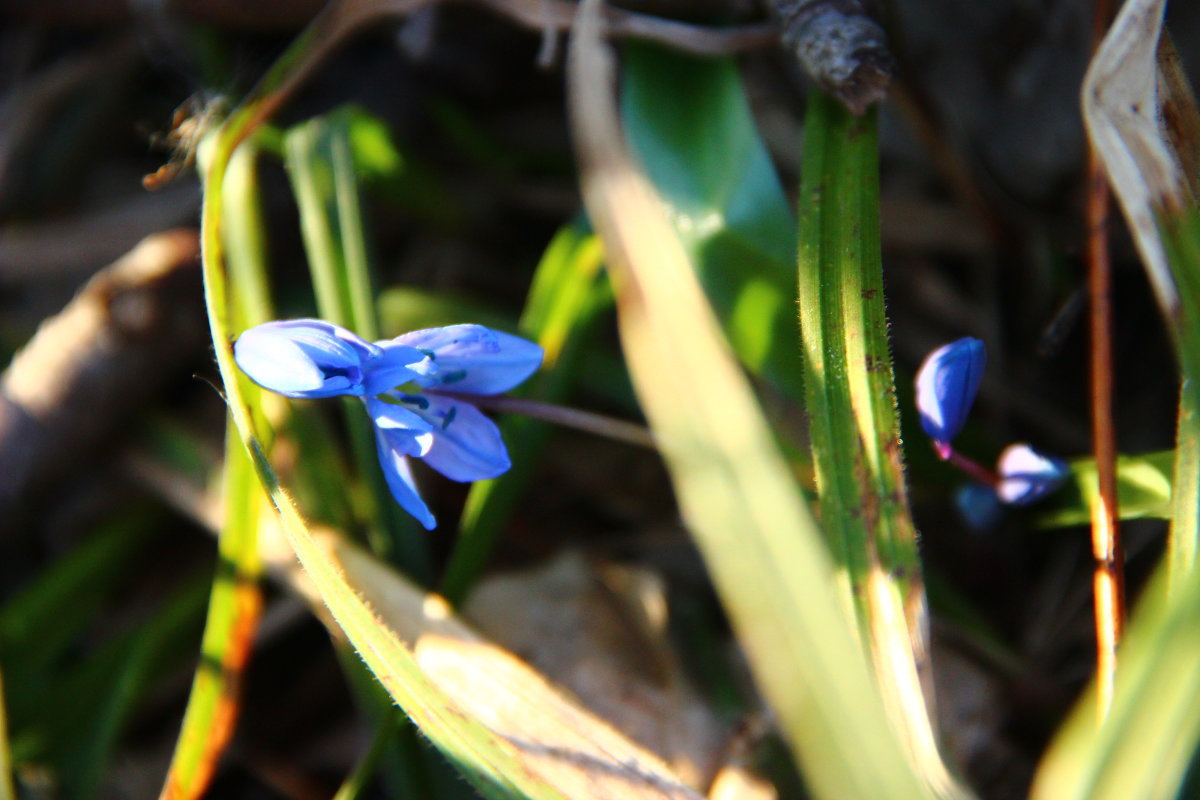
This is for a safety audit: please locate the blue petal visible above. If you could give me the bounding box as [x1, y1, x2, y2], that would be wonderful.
[365, 397, 436, 456]
[996, 443, 1070, 505]
[362, 343, 434, 396]
[374, 427, 437, 530]
[387, 324, 543, 395]
[915, 337, 986, 456]
[417, 395, 511, 482]
[234, 319, 376, 398]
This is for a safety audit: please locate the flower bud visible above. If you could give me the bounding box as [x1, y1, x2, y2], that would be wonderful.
[915, 337, 986, 458]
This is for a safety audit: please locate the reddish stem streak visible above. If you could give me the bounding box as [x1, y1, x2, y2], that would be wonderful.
[1086, 0, 1125, 720]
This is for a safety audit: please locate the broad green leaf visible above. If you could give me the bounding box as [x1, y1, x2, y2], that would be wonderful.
[621, 41, 802, 400]
[568, 7, 935, 798]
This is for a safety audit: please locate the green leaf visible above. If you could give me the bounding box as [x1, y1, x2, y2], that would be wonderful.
[160, 135, 271, 800]
[12, 575, 209, 798]
[1038, 451, 1174, 528]
[794, 88, 963, 799]
[0, 519, 152, 716]
[1032, 565, 1200, 800]
[284, 108, 429, 578]
[621, 41, 802, 399]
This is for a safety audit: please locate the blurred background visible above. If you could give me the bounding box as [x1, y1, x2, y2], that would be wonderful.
[1, 1, 1198, 797]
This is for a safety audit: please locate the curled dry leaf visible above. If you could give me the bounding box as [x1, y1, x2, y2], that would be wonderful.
[1082, 0, 1184, 315]
[463, 550, 726, 790]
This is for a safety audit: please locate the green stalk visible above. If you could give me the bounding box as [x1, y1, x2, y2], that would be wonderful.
[1161, 207, 1200, 587]
[284, 114, 429, 581]
[796, 90, 964, 798]
[157, 138, 271, 800]
[0, 667, 13, 800]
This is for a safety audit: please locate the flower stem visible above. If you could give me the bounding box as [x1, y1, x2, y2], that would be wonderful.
[439, 392, 656, 449]
[945, 449, 999, 488]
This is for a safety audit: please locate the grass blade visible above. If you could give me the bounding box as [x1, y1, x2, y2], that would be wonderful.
[284, 108, 430, 578]
[158, 430, 264, 800]
[0, 668, 14, 800]
[159, 134, 271, 800]
[795, 89, 966, 797]
[1031, 566, 1200, 800]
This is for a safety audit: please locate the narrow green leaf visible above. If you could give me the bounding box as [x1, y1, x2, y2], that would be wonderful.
[283, 109, 429, 579]
[12, 575, 209, 798]
[159, 132, 271, 800]
[0, 520, 151, 715]
[1031, 565, 1200, 800]
[159, 428, 263, 800]
[795, 90, 962, 797]
[1159, 207, 1200, 584]
[0, 667, 15, 800]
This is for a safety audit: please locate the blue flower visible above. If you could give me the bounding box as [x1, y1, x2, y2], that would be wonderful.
[995, 443, 1069, 505]
[233, 319, 543, 530]
[915, 337, 986, 459]
[233, 319, 430, 398]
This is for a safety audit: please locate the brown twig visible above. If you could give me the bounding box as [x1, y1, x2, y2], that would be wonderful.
[0, 230, 206, 531]
[1085, 0, 1124, 721]
[438, 391, 657, 449]
[770, 0, 894, 114]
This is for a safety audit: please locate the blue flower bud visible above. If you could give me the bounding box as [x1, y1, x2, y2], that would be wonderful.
[234, 319, 429, 398]
[996, 443, 1069, 505]
[234, 320, 378, 398]
[955, 483, 1004, 531]
[915, 337, 986, 458]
